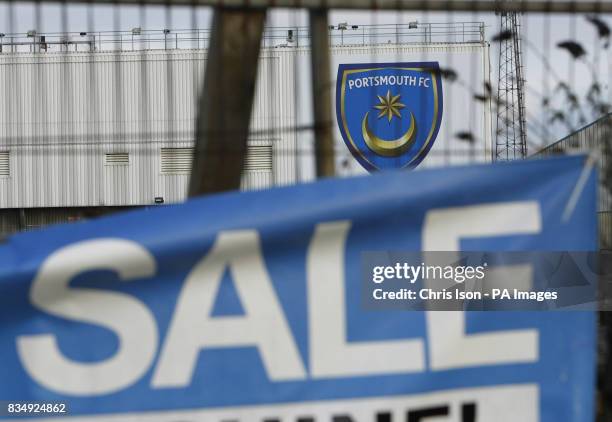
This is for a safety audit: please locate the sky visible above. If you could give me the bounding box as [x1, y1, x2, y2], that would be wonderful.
[1, 2, 611, 149]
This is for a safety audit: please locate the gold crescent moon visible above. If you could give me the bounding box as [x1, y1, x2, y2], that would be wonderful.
[361, 111, 417, 157]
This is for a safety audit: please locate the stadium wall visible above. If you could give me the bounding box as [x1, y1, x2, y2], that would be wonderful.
[0, 27, 491, 233]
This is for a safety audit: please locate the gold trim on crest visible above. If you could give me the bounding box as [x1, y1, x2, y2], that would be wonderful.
[362, 111, 417, 157]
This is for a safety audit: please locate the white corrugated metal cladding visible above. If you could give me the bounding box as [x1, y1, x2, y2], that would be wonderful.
[0, 48, 298, 208]
[0, 24, 491, 209]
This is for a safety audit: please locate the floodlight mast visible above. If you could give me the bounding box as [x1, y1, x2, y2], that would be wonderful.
[495, 6, 528, 161]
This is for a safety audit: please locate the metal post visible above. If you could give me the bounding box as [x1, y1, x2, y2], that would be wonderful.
[309, 8, 335, 178]
[188, 7, 267, 196]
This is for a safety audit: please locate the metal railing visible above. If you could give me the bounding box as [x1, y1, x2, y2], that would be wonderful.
[536, 114, 612, 249]
[537, 114, 612, 211]
[0, 22, 485, 54]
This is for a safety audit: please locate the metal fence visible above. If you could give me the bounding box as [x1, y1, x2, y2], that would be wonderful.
[536, 113, 612, 249]
[1, 0, 612, 420]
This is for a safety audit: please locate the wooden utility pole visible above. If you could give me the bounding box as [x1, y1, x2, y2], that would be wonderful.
[309, 8, 336, 178]
[190, 6, 337, 192]
[189, 8, 266, 196]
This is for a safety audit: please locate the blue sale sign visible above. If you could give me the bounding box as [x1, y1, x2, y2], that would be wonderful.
[0, 156, 597, 421]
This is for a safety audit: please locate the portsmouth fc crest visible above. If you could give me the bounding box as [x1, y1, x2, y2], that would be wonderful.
[336, 62, 443, 172]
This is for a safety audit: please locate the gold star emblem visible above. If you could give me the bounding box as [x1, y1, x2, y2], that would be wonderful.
[374, 90, 406, 123]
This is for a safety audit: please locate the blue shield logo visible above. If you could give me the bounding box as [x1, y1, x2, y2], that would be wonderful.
[336, 62, 443, 172]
